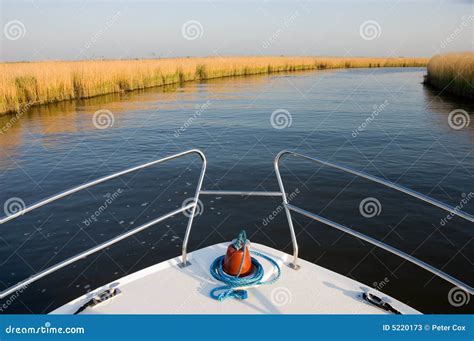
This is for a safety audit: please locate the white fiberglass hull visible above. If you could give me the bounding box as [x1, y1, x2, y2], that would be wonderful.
[51, 243, 420, 314]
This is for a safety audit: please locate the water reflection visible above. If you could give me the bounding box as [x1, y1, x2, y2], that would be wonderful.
[422, 85, 474, 136]
[0, 71, 316, 170]
[0, 114, 24, 169]
[0, 69, 472, 172]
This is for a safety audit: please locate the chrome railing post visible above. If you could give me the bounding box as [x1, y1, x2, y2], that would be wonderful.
[179, 150, 207, 268]
[274, 151, 300, 270]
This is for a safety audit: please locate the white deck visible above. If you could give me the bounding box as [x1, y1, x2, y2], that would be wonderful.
[51, 243, 420, 314]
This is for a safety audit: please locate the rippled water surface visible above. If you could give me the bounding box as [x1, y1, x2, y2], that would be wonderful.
[0, 68, 472, 313]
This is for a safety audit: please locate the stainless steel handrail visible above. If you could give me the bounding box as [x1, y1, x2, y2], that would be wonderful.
[200, 190, 283, 197]
[275, 151, 474, 223]
[274, 150, 473, 293]
[0, 149, 206, 299]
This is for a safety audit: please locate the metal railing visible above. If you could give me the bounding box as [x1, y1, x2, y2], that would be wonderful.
[1, 148, 472, 300]
[0, 149, 206, 299]
[274, 150, 473, 294]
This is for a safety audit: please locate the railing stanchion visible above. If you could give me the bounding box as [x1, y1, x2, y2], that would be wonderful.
[180, 151, 207, 268]
[274, 151, 300, 270]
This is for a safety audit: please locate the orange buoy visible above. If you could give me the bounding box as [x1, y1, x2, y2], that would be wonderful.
[223, 242, 252, 277]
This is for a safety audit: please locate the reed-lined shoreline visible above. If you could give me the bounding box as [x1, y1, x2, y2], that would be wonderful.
[0, 56, 429, 115]
[425, 52, 474, 99]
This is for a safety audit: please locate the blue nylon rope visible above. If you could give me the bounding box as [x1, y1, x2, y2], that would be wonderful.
[209, 231, 281, 301]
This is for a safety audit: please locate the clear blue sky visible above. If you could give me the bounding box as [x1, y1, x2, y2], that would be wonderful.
[0, 0, 472, 62]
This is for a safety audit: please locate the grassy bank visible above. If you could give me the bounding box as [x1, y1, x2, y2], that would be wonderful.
[426, 52, 474, 98]
[0, 56, 428, 115]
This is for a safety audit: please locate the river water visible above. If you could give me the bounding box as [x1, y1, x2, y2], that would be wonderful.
[0, 67, 472, 313]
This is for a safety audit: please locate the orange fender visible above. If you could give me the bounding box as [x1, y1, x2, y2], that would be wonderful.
[223, 244, 252, 277]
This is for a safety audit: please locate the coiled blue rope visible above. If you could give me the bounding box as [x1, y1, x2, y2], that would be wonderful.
[209, 231, 281, 301]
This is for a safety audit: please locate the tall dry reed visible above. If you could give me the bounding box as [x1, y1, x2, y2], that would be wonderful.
[426, 52, 474, 98]
[0, 56, 428, 115]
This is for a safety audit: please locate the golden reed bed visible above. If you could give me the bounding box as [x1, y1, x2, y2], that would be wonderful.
[0, 57, 428, 115]
[426, 52, 474, 99]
